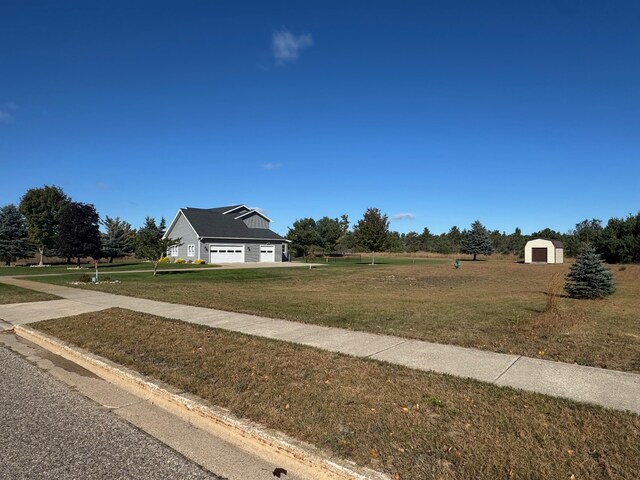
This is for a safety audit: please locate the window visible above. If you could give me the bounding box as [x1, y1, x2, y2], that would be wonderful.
[187, 244, 195, 257]
[168, 245, 179, 257]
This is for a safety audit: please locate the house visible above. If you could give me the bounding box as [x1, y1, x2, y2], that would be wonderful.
[524, 238, 564, 264]
[163, 205, 290, 263]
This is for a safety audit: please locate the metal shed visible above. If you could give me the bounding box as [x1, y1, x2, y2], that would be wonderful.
[524, 238, 564, 264]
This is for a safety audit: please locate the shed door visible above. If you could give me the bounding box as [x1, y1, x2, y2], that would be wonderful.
[210, 244, 244, 263]
[532, 247, 548, 263]
[259, 245, 275, 262]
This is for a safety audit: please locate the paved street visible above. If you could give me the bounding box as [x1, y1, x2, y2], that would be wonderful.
[0, 345, 222, 480]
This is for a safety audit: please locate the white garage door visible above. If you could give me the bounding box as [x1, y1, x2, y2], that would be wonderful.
[259, 245, 275, 262]
[210, 244, 244, 263]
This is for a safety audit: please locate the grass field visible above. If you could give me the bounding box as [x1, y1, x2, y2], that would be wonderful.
[33, 309, 640, 480]
[29, 259, 640, 372]
[0, 283, 59, 304]
[0, 261, 221, 276]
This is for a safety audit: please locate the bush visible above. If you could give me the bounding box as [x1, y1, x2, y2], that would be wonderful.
[159, 256, 170, 263]
[78, 274, 92, 283]
[194, 259, 205, 265]
[175, 257, 186, 264]
[565, 247, 615, 299]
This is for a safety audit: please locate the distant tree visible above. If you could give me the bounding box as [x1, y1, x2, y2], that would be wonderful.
[529, 227, 563, 240]
[598, 213, 640, 264]
[385, 231, 403, 252]
[56, 202, 102, 265]
[460, 220, 494, 261]
[19, 185, 70, 265]
[446, 226, 462, 253]
[286, 218, 322, 257]
[316, 217, 342, 254]
[338, 214, 350, 235]
[508, 227, 527, 258]
[565, 247, 615, 299]
[403, 231, 421, 252]
[0, 205, 34, 266]
[565, 219, 604, 258]
[135, 217, 181, 276]
[101, 216, 135, 263]
[353, 207, 389, 264]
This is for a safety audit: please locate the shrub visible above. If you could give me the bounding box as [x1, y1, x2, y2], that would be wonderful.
[78, 274, 92, 283]
[194, 259, 205, 265]
[175, 257, 186, 264]
[565, 247, 615, 299]
[159, 256, 170, 263]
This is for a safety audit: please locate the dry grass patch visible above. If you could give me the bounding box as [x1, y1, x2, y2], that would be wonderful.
[34, 308, 640, 480]
[0, 283, 58, 304]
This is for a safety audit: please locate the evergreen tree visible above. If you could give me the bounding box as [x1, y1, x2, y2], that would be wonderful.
[565, 247, 615, 299]
[135, 217, 181, 276]
[0, 204, 34, 265]
[101, 216, 135, 263]
[460, 220, 493, 260]
[56, 202, 102, 265]
[19, 185, 70, 265]
[353, 207, 389, 264]
[316, 217, 342, 254]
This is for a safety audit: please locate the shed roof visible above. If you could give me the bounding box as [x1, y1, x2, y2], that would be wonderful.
[529, 238, 564, 248]
[179, 207, 287, 241]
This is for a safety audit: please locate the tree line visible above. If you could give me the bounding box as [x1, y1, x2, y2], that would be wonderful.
[287, 208, 640, 263]
[0, 185, 179, 273]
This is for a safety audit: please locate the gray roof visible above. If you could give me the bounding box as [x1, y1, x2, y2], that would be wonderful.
[550, 239, 564, 248]
[180, 207, 286, 241]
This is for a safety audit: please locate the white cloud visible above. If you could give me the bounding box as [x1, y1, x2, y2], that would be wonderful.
[5, 102, 19, 110]
[391, 213, 416, 221]
[0, 110, 14, 123]
[263, 162, 283, 170]
[272, 29, 313, 65]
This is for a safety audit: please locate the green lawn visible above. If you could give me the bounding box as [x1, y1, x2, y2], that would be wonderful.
[0, 283, 59, 304]
[28, 259, 640, 372]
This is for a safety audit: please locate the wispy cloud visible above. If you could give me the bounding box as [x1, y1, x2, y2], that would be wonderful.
[272, 28, 313, 66]
[96, 182, 111, 190]
[263, 162, 283, 170]
[391, 213, 416, 221]
[0, 110, 14, 124]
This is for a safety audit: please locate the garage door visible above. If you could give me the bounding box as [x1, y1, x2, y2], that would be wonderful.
[259, 245, 275, 262]
[210, 245, 244, 263]
[532, 247, 548, 263]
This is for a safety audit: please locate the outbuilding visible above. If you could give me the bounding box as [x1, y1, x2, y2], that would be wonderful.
[524, 238, 564, 264]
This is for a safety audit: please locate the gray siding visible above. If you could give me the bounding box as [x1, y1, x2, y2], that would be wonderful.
[166, 212, 199, 260]
[241, 212, 269, 229]
[245, 243, 260, 262]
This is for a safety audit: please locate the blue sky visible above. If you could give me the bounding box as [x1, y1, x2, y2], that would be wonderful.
[1, 1, 638, 236]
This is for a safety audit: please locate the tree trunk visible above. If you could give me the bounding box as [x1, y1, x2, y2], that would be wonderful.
[153, 261, 158, 276]
[39, 247, 44, 266]
[109, 257, 114, 263]
[371, 252, 375, 265]
[473, 253, 477, 261]
[76, 257, 81, 266]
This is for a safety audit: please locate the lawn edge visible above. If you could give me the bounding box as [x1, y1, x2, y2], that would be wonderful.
[14, 324, 389, 480]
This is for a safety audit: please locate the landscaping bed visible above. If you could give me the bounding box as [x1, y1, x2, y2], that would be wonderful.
[33, 308, 640, 480]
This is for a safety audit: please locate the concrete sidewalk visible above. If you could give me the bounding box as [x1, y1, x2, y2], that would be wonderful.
[1, 276, 639, 415]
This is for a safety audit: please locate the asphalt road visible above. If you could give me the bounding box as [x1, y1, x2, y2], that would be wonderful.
[0, 345, 223, 480]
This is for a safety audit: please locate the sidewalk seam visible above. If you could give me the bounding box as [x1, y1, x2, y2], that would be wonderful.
[366, 340, 407, 358]
[491, 355, 522, 384]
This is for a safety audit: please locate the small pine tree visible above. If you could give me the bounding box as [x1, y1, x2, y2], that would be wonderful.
[564, 247, 615, 299]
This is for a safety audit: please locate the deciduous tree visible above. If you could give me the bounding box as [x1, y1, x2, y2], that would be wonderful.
[56, 202, 102, 265]
[19, 185, 70, 265]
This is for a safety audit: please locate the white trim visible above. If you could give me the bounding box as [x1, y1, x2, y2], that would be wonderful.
[187, 244, 195, 257]
[168, 245, 179, 257]
[162, 209, 199, 240]
[234, 209, 272, 222]
[222, 205, 249, 215]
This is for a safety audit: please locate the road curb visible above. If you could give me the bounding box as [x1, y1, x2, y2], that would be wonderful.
[15, 325, 388, 480]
